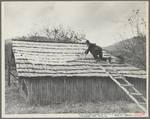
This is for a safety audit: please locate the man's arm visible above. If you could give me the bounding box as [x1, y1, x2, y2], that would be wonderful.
[85, 44, 92, 54]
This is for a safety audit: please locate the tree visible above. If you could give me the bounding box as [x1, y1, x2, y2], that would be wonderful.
[127, 9, 146, 37]
[33, 24, 86, 43]
[113, 9, 146, 70]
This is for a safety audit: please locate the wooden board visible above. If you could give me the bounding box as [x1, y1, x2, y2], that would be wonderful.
[118, 70, 146, 75]
[18, 72, 109, 77]
[12, 41, 87, 48]
[17, 68, 106, 73]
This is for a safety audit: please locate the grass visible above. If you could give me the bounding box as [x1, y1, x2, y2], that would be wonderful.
[5, 71, 144, 114]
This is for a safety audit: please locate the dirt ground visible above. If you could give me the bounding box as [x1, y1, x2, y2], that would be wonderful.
[5, 73, 144, 114]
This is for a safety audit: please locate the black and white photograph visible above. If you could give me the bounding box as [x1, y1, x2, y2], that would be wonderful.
[2, 1, 149, 118]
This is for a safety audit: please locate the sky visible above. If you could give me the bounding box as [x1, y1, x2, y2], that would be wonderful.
[2, 1, 148, 47]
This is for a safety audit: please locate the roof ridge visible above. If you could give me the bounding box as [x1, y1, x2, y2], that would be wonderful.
[12, 39, 85, 44]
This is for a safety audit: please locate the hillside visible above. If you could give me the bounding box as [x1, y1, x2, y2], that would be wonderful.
[103, 36, 146, 70]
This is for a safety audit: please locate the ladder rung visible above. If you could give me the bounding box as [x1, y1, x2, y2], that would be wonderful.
[106, 70, 116, 72]
[106, 69, 115, 71]
[112, 76, 122, 78]
[121, 84, 133, 87]
[108, 72, 117, 74]
[139, 102, 147, 105]
[130, 93, 142, 96]
[111, 74, 121, 76]
[114, 77, 124, 79]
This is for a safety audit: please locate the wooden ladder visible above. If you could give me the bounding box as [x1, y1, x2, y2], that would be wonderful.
[99, 63, 147, 113]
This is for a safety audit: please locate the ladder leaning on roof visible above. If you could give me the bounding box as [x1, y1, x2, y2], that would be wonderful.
[99, 63, 147, 113]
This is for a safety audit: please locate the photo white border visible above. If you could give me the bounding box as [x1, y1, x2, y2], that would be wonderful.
[1, 1, 149, 118]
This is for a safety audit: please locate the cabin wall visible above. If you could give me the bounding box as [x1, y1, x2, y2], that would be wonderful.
[21, 77, 146, 104]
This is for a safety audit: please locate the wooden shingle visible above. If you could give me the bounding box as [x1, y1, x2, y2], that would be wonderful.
[12, 40, 146, 79]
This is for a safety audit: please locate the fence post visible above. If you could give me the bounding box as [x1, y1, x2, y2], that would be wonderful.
[7, 61, 10, 87]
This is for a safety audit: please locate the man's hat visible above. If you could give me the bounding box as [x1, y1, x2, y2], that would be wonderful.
[85, 40, 90, 44]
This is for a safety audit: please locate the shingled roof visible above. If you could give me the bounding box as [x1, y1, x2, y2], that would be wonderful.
[12, 39, 146, 79]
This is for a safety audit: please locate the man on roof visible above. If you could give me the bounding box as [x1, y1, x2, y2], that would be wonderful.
[84, 40, 111, 63]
